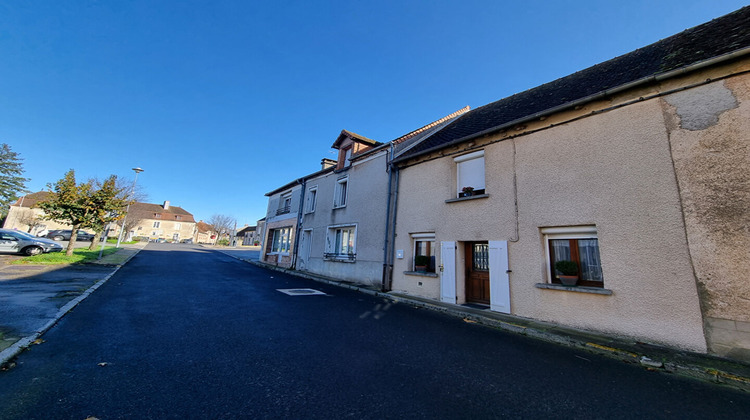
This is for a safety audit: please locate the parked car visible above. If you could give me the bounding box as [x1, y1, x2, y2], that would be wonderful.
[180, 239, 193, 244]
[0, 229, 64, 256]
[45, 229, 96, 241]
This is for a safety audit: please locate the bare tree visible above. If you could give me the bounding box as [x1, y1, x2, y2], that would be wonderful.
[207, 214, 236, 245]
[17, 211, 44, 234]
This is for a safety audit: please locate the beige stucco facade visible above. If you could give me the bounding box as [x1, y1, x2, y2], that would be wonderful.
[4, 204, 71, 235]
[663, 74, 750, 360]
[391, 62, 750, 355]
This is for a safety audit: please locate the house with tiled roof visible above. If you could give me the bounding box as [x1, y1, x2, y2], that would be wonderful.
[195, 220, 217, 244]
[109, 200, 197, 242]
[260, 107, 469, 280]
[3, 191, 69, 235]
[387, 6, 750, 361]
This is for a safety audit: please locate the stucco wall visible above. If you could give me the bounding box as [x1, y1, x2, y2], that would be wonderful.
[392, 98, 707, 351]
[299, 152, 389, 286]
[663, 76, 750, 359]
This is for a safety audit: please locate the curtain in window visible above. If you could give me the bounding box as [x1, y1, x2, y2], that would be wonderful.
[550, 239, 571, 273]
[578, 239, 603, 282]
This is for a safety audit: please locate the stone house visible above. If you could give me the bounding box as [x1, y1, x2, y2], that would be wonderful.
[295, 109, 470, 287]
[387, 7, 750, 360]
[109, 201, 196, 242]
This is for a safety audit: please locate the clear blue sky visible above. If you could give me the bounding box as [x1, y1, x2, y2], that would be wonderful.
[2, 1, 747, 226]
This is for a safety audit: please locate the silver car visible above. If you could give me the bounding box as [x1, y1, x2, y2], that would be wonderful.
[0, 229, 64, 256]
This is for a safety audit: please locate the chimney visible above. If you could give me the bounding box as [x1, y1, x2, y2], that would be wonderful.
[321, 158, 336, 170]
[163, 200, 170, 210]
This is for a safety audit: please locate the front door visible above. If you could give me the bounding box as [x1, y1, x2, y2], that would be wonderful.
[465, 242, 490, 304]
[298, 230, 312, 270]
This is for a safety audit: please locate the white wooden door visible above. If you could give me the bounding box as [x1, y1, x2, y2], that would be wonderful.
[298, 230, 312, 270]
[440, 241, 456, 304]
[489, 240, 511, 314]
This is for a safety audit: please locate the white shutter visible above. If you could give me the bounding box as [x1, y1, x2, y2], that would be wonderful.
[489, 240, 511, 314]
[456, 152, 485, 195]
[440, 241, 456, 304]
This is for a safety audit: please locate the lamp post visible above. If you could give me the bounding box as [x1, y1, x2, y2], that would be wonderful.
[116, 167, 144, 248]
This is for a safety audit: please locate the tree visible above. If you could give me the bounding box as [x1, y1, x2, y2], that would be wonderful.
[37, 170, 127, 256]
[86, 175, 128, 250]
[207, 214, 236, 245]
[17, 211, 44, 234]
[0, 144, 30, 218]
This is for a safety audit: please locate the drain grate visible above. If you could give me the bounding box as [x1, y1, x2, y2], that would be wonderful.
[277, 288, 326, 296]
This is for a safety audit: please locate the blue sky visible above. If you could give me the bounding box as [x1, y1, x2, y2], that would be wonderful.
[2, 0, 747, 227]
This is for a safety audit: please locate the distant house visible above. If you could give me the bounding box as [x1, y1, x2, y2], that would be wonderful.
[387, 7, 750, 359]
[109, 200, 196, 242]
[236, 225, 259, 246]
[3, 191, 67, 235]
[195, 220, 217, 244]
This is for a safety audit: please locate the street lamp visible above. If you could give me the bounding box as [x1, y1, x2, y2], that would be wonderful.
[116, 167, 144, 248]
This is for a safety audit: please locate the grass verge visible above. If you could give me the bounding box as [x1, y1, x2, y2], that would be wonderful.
[12, 247, 120, 265]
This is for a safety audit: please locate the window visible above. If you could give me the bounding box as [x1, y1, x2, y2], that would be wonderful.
[412, 233, 436, 273]
[175, 215, 182, 220]
[542, 226, 604, 288]
[270, 227, 292, 253]
[334, 176, 348, 208]
[344, 147, 352, 167]
[325, 225, 356, 261]
[174, 223, 181, 230]
[277, 192, 292, 215]
[306, 186, 317, 213]
[455, 150, 485, 197]
[155, 214, 162, 219]
[153, 221, 161, 228]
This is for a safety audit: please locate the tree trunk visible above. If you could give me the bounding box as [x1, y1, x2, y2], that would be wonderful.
[89, 231, 103, 250]
[66, 224, 79, 257]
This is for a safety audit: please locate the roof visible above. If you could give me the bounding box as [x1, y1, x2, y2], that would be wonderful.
[264, 165, 336, 196]
[236, 226, 256, 235]
[196, 221, 214, 233]
[331, 129, 380, 149]
[129, 202, 196, 223]
[12, 191, 53, 207]
[350, 106, 472, 162]
[396, 6, 750, 161]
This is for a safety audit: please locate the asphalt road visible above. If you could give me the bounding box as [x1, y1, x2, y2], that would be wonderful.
[0, 243, 748, 419]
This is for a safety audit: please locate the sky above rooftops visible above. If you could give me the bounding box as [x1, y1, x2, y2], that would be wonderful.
[1, 0, 746, 226]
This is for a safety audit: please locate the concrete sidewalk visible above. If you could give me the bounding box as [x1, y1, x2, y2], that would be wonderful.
[239, 256, 750, 393]
[0, 243, 145, 367]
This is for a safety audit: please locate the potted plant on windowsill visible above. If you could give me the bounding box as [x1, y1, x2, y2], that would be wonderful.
[414, 255, 430, 272]
[554, 260, 579, 286]
[461, 186, 475, 197]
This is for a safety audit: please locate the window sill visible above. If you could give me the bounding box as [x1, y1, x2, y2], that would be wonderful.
[332, 205, 346, 210]
[535, 283, 612, 295]
[445, 194, 489, 203]
[404, 271, 438, 278]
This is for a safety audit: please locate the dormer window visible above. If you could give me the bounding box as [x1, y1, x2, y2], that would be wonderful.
[155, 214, 162, 219]
[344, 147, 352, 167]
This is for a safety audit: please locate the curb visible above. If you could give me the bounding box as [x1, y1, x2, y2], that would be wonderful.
[0, 246, 144, 369]
[229, 256, 750, 393]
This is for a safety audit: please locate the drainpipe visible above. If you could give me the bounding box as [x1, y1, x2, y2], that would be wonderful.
[382, 144, 400, 292]
[291, 178, 306, 270]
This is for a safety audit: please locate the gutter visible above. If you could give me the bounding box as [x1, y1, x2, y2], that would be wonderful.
[393, 46, 750, 164]
[381, 143, 397, 292]
[290, 178, 306, 270]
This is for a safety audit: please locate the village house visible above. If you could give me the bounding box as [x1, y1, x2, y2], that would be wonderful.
[3, 191, 67, 235]
[294, 109, 470, 287]
[387, 7, 750, 361]
[106, 200, 197, 242]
